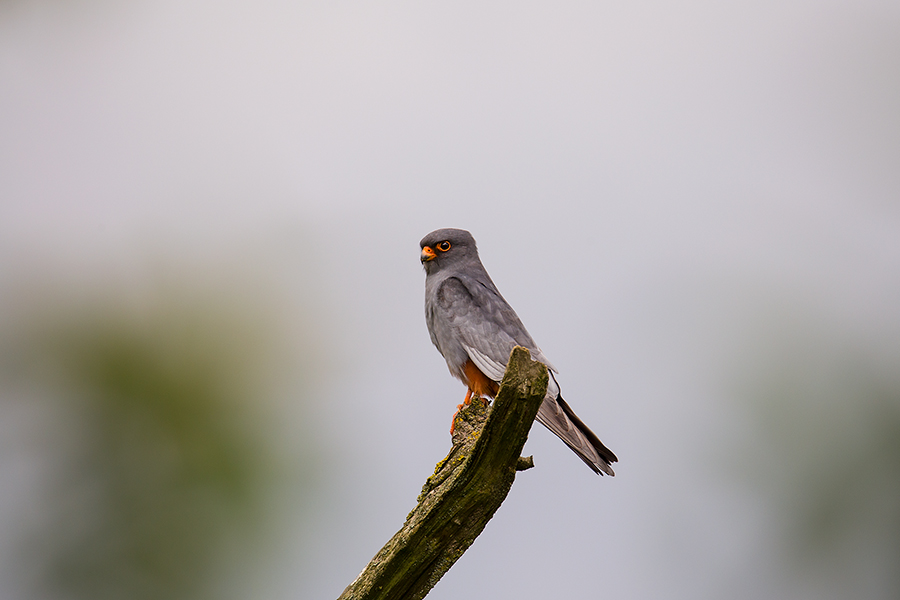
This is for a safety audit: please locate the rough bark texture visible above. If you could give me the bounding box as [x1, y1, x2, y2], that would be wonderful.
[338, 346, 548, 600]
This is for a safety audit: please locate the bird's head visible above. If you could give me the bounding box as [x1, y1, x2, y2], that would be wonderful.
[420, 228, 478, 274]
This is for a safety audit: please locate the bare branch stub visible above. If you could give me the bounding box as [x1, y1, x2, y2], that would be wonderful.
[338, 347, 548, 600]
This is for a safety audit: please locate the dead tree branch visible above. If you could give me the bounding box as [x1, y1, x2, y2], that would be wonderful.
[338, 346, 548, 600]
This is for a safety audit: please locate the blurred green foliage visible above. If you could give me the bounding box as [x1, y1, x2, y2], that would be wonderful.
[3, 287, 305, 600]
[739, 328, 900, 598]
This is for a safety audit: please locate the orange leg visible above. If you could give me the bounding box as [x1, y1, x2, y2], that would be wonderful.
[449, 405, 462, 433]
[450, 388, 476, 434]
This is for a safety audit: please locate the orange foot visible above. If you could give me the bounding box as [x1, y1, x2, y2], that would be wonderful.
[449, 403, 464, 434]
[450, 389, 476, 434]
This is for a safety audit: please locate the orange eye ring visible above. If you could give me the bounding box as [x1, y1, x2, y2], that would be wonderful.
[437, 241, 451, 252]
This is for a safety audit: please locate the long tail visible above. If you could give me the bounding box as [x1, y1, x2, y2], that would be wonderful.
[535, 395, 617, 476]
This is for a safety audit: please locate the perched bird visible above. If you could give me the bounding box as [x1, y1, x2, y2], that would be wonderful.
[420, 228, 617, 476]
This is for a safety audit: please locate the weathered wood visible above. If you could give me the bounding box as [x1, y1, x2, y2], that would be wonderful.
[338, 346, 548, 600]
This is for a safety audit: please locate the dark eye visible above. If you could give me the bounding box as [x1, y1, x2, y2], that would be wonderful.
[437, 241, 451, 252]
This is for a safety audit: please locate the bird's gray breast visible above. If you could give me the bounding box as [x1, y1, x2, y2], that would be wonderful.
[424, 273, 470, 380]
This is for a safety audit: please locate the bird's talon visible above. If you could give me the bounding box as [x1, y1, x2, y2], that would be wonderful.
[450, 405, 465, 434]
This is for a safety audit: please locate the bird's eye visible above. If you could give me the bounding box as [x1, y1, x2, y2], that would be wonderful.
[437, 241, 451, 252]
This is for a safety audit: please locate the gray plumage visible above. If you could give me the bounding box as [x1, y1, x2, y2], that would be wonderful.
[420, 228, 617, 476]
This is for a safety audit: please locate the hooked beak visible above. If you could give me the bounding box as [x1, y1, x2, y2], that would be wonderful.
[420, 246, 436, 263]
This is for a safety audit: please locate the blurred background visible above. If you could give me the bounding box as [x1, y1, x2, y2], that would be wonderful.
[1, 1, 898, 599]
